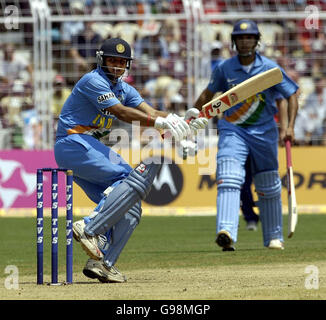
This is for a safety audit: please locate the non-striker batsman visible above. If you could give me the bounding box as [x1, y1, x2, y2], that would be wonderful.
[54, 38, 207, 282]
[194, 20, 299, 251]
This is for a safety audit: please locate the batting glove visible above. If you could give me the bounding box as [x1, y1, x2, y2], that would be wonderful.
[184, 108, 208, 135]
[154, 113, 191, 141]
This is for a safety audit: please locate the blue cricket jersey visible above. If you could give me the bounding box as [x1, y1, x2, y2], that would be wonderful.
[56, 67, 144, 140]
[207, 53, 299, 130]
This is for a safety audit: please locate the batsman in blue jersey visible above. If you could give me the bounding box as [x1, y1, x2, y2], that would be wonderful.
[194, 20, 299, 251]
[54, 38, 207, 282]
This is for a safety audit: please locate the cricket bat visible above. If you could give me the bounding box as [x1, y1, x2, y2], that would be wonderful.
[198, 67, 283, 119]
[285, 139, 298, 238]
[180, 67, 283, 157]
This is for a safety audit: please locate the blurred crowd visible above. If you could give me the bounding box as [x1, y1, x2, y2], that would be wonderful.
[1, 0, 326, 149]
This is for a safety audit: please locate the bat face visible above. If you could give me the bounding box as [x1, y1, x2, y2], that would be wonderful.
[200, 67, 283, 119]
[183, 68, 283, 159]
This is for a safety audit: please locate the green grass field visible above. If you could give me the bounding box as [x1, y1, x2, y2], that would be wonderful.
[1, 214, 326, 300]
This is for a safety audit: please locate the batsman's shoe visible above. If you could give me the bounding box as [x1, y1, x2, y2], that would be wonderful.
[83, 259, 126, 283]
[216, 230, 235, 251]
[72, 220, 103, 260]
[268, 239, 284, 250]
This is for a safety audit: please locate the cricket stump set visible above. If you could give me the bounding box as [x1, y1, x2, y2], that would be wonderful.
[36, 168, 73, 285]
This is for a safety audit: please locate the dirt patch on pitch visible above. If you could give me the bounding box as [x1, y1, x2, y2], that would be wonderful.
[2, 262, 325, 300]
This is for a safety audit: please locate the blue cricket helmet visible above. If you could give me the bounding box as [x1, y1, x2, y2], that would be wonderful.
[96, 38, 133, 81]
[96, 38, 133, 70]
[98, 38, 133, 61]
[231, 19, 261, 39]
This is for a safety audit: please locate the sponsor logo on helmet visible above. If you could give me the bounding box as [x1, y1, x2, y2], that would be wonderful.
[116, 43, 125, 53]
[240, 23, 248, 30]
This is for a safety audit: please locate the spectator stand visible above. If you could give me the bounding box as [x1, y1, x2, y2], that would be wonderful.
[1, 1, 326, 148]
[0, 1, 34, 148]
[45, 0, 193, 149]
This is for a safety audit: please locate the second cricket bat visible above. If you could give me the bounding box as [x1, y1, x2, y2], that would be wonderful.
[286, 139, 298, 238]
[199, 67, 283, 119]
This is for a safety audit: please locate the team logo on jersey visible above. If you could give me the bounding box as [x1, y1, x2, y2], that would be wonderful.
[228, 83, 237, 90]
[116, 44, 125, 53]
[227, 77, 238, 83]
[97, 92, 115, 103]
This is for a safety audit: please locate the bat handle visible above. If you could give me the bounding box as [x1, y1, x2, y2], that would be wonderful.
[285, 139, 292, 167]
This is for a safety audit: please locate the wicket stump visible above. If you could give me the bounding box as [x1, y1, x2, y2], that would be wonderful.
[36, 168, 73, 285]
